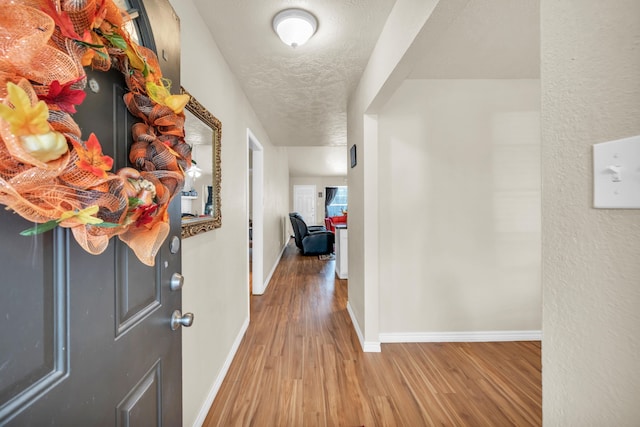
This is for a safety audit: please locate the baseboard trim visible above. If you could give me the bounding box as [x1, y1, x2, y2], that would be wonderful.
[379, 330, 542, 343]
[363, 340, 382, 352]
[254, 240, 288, 295]
[346, 301, 381, 353]
[192, 316, 250, 427]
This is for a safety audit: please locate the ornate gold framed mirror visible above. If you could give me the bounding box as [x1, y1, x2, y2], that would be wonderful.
[180, 87, 222, 238]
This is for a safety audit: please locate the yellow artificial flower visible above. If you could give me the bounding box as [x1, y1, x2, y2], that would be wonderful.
[0, 82, 68, 162]
[125, 44, 148, 74]
[59, 205, 104, 225]
[164, 94, 190, 114]
[145, 81, 189, 114]
[0, 82, 49, 136]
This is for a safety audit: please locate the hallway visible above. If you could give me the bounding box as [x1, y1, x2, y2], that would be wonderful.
[204, 240, 542, 426]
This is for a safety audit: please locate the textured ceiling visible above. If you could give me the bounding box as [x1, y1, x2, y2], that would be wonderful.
[192, 0, 396, 148]
[192, 1, 539, 177]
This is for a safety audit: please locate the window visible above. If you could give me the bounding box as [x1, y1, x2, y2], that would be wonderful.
[113, 0, 141, 45]
[326, 186, 348, 217]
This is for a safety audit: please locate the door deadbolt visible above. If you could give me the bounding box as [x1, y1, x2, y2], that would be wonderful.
[170, 272, 184, 291]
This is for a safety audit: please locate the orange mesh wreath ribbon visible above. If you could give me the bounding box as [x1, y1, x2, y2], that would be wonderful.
[0, 3, 80, 87]
[0, 0, 191, 266]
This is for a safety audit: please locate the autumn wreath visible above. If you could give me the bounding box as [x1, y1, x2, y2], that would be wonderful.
[0, 0, 191, 266]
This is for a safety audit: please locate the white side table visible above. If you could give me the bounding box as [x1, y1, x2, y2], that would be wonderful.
[335, 225, 348, 279]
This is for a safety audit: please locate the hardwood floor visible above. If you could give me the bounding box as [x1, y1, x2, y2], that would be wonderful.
[204, 241, 542, 426]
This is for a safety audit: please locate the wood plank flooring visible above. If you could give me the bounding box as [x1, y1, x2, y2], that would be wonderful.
[204, 240, 542, 426]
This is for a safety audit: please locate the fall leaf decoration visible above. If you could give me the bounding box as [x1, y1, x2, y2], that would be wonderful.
[71, 133, 114, 178]
[39, 80, 87, 114]
[118, 42, 148, 76]
[40, 0, 84, 40]
[133, 203, 159, 227]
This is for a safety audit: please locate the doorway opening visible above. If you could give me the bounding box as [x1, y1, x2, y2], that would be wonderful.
[248, 129, 264, 295]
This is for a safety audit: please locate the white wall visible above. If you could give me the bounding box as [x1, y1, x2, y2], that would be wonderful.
[263, 146, 290, 269]
[541, 1, 640, 424]
[290, 176, 348, 226]
[378, 79, 540, 335]
[347, 0, 440, 350]
[287, 146, 348, 177]
[169, 1, 289, 425]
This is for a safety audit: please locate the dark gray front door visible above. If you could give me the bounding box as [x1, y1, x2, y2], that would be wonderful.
[0, 1, 185, 425]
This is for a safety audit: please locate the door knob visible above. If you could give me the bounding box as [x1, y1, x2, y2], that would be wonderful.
[170, 310, 194, 330]
[170, 272, 184, 291]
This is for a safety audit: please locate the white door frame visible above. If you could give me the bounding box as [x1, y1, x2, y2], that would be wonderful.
[248, 129, 264, 295]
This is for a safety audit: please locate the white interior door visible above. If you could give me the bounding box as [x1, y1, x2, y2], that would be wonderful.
[293, 185, 317, 225]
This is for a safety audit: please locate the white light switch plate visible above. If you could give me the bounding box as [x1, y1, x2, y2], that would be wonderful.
[593, 135, 640, 209]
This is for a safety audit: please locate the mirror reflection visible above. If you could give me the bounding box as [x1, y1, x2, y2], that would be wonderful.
[180, 87, 222, 238]
[182, 112, 212, 216]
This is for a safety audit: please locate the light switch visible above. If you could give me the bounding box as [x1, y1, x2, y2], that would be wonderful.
[593, 135, 640, 208]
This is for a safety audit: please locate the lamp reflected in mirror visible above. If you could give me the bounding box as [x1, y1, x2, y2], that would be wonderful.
[180, 87, 222, 238]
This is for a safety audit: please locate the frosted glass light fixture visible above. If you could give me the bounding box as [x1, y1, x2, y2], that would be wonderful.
[186, 163, 201, 178]
[272, 9, 317, 48]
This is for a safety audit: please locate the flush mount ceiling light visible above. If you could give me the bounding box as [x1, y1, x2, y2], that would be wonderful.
[272, 8, 318, 48]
